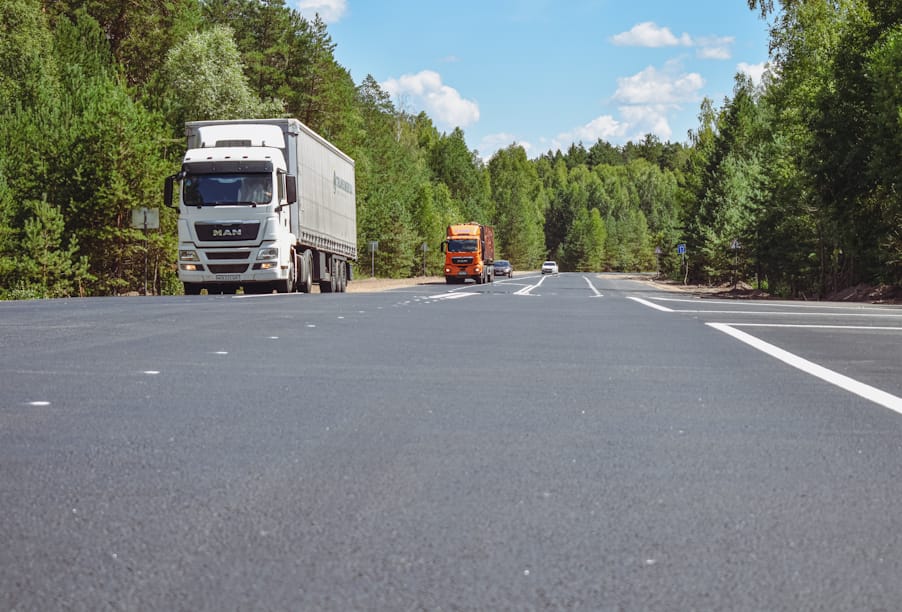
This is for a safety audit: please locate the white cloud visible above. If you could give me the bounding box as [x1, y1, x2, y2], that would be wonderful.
[696, 36, 735, 60]
[544, 63, 704, 151]
[613, 64, 705, 105]
[611, 22, 692, 48]
[619, 106, 673, 141]
[738, 61, 769, 85]
[613, 23, 734, 60]
[296, 0, 347, 23]
[477, 133, 522, 159]
[381, 70, 480, 129]
[553, 115, 627, 151]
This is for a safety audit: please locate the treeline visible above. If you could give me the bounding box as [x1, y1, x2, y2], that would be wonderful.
[1, 0, 900, 298]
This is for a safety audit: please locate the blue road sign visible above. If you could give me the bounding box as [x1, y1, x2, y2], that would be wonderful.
[677, 243, 686, 255]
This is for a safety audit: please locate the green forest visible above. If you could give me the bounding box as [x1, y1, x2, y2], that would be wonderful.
[1, 0, 900, 299]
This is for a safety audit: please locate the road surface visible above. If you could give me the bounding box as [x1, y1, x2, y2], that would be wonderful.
[2, 273, 902, 610]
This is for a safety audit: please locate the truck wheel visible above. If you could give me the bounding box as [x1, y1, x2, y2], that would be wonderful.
[299, 252, 313, 293]
[183, 283, 202, 295]
[277, 257, 295, 293]
[338, 263, 347, 292]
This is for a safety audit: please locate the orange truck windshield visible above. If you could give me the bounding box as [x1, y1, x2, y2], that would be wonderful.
[448, 239, 478, 252]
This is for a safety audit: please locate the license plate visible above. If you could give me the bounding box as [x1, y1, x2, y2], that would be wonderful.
[457, 271, 467, 276]
[215, 274, 241, 281]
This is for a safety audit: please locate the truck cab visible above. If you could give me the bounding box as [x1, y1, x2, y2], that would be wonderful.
[442, 223, 495, 285]
[164, 125, 298, 294]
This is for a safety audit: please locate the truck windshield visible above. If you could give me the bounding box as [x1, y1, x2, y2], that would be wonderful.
[183, 173, 273, 206]
[447, 239, 478, 252]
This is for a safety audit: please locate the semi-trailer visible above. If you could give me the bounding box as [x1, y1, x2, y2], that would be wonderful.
[164, 118, 356, 294]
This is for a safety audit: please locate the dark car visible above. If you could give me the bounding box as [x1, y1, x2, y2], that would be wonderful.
[493, 259, 513, 277]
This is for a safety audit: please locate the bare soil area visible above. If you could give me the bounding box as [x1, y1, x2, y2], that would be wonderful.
[345, 276, 445, 293]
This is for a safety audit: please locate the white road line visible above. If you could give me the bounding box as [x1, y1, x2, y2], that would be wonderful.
[648, 308, 902, 318]
[429, 292, 477, 301]
[728, 323, 902, 331]
[708, 323, 902, 415]
[653, 296, 899, 311]
[628, 297, 674, 312]
[515, 274, 548, 296]
[583, 276, 603, 297]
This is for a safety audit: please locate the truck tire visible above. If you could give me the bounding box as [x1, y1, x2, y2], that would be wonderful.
[277, 252, 297, 294]
[299, 252, 313, 293]
[183, 282, 202, 295]
[337, 262, 347, 292]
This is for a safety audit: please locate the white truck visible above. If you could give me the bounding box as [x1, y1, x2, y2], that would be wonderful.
[164, 118, 356, 294]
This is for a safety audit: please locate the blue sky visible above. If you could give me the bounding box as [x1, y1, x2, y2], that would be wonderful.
[298, 0, 772, 159]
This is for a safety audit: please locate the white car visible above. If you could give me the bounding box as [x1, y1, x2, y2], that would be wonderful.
[541, 260, 559, 274]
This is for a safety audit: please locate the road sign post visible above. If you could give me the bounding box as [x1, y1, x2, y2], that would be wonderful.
[421, 242, 428, 277]
[677, 244, 687, 284]
[131, 207, 159, 295]
[369, 241, 378, 278]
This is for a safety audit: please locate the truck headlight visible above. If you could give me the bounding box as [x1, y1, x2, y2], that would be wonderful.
[257, 247, 279, 260]
[180, 249, 199, 261]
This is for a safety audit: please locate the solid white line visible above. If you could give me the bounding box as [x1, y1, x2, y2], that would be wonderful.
[628, 297, 674, 312]
[653, 296, 899, 311]
[583, 276, 603, 297]
[728, 323, 902, 331]
[708, 323, 902, 415]
[657, 308, 902, 318]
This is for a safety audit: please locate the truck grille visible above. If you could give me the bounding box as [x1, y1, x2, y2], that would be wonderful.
[206, 251, 251, 260]
[195, 221, 260, 241]
[208, 264, 249, 274]
[451, 256, 474, 264]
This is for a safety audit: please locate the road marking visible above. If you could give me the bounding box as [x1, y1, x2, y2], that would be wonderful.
[653, 296, 899, 311]
[430, 292, 477, 301]
[628, 297, 674, 312]
[515, 275, 548, 296]
[583, 276, 603, 297]
[708, 323, 902, 415]
[642, 305, 902, 318]
[728, 323, 902, 331]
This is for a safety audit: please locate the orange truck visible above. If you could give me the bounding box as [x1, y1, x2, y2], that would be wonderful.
[442, 222, 495, 284]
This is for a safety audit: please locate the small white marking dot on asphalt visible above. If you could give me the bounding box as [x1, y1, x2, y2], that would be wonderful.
[269, 336, 279, 340]
[306, 324, 316, 328]
[144, 371, 160, 375]
[29, 401, 50, 406]
[214, 351, 228, 355]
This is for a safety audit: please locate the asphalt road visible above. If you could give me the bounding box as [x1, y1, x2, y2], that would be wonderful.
[3, 273, 902, 610]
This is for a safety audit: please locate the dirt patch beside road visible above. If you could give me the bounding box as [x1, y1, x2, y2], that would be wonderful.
[346, 276, 445, 293]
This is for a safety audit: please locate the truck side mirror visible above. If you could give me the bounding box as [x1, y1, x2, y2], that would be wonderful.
[286, 175, 297, 204]
[440, 241, 446, 253]
[164, 175, 176, 209]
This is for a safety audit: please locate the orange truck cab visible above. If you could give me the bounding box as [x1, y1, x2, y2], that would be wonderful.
[442, 222, 495, 284]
